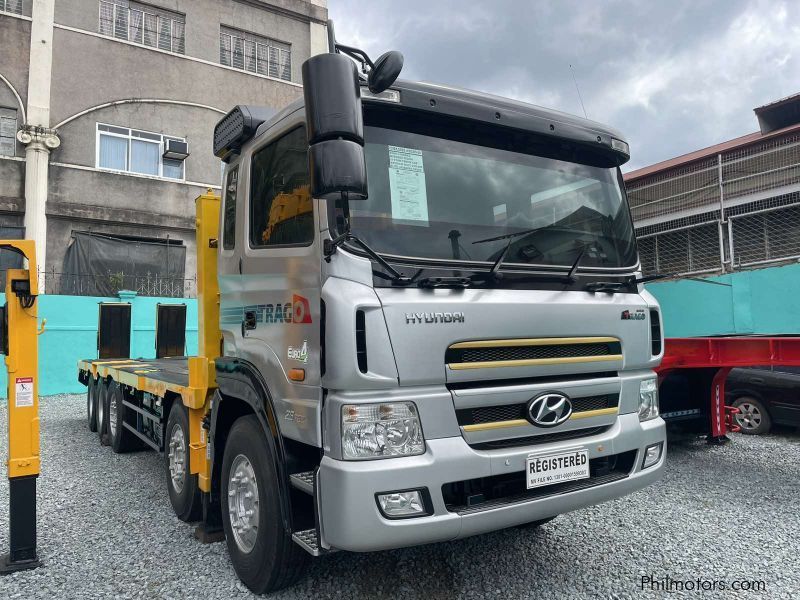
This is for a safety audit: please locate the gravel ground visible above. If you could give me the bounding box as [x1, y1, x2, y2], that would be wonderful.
[0, 393, 798, 599]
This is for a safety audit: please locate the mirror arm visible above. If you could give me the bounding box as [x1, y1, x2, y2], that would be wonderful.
[335, 43, 375, 69]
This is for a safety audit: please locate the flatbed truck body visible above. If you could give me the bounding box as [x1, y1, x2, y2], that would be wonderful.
[77, 30, 667, 593]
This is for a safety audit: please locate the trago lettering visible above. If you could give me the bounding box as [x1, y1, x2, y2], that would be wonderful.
[265, 295, 312, 324]
[223, 294, 313, 326]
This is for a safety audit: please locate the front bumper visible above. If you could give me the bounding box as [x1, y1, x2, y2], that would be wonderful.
[318, 412, 666, 552]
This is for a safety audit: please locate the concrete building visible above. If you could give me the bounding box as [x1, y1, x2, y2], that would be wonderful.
[624, 93, 800, 278]
[0, 0, 328, 296]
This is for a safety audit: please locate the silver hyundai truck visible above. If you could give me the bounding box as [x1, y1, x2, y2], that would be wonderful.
[199, 32, 667, 591]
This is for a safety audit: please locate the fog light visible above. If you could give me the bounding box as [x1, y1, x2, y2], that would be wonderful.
[642, 442, 663, 469]
[377, 490, 426, 518]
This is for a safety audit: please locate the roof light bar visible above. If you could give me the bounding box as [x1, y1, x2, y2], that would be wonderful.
[213, 105, 276, 162]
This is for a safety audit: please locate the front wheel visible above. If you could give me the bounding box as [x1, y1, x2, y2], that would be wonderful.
[221, 415, 308, 594]
[732, 397, 771, 435]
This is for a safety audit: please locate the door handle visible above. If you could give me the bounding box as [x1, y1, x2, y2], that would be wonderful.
[242, 310, 257, 334]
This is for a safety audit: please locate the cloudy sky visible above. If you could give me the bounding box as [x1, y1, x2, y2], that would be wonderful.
[329, 0, 800, 172]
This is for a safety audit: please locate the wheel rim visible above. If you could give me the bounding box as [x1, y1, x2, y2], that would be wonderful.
[227, 454, 260, 554]
[168, 424, 187, 494]
[735, 402, 762, 430]
[109, 392, 118, 438]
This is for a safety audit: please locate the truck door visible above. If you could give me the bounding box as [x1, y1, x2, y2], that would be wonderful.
[218, 161, 243, 355]
[239, 121, 322, 446]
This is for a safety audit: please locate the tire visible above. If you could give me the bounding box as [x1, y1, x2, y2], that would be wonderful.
[517, 516, 557, 530]
[732, 396, 771, 435]
[87, 377, 98, 433]
[97, 380, 110, 445]
[108, 383, 134, 453]
[221, 415, 308, 594]
[166, 401, 202, 522]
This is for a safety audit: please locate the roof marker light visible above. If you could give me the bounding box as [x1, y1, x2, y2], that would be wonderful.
[360, 88, 401, 103]
[611, 138, 630, 156]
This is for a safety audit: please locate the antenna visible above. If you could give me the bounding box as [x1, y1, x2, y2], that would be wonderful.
[569, 64, 588, 119]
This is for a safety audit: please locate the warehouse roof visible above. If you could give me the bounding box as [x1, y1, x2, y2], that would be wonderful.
[625, 92, 800, 183]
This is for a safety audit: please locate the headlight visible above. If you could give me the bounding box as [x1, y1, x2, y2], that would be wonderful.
[342, 402, 425, 460]
[638, 378, 659, 421]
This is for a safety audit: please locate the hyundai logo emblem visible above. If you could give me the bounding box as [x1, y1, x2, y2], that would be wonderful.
[527, 392, 573, 428]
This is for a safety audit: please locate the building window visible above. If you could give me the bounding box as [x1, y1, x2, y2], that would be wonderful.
[96, 124, 186, 180]
[99, 1, 185, 54]
[0, 108, 17, 157]
[249, 127, 313, 247]
[0, 0, 23, 15]
[219, 26, 291, 82]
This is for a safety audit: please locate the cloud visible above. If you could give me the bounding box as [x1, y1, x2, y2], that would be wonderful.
[329, 0, 800, 170]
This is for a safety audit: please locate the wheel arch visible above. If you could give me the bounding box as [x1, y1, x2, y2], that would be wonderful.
[211, 357, 294, 535]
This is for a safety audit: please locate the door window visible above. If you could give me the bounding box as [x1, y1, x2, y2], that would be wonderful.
[249, 127, 313, 247]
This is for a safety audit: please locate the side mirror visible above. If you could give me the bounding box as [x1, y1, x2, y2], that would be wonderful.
[368, 51, 404, 94]
[302, 52, 368, 199]
[308, 140, 367, 200]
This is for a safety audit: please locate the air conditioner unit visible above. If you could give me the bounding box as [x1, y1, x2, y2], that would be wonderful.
[163, 139, 189, 160]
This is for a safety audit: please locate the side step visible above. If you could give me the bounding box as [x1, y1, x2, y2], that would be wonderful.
[289, 469, 335, 556]
[291, 529, 325, 556]
[289, 471, 314, 495]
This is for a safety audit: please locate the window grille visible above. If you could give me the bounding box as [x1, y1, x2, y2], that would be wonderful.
[219, 26, 292, 82]
[99, 1, 185, 54]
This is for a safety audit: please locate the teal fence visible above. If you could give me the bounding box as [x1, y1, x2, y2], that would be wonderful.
[646, 262, 800, 338]
[0, 291, 198, 398]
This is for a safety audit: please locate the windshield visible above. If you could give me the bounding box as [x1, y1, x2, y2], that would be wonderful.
[342, 122, 638, 271]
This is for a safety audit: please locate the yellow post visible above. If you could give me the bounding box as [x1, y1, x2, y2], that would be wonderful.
[0, 239, 41, 573]
[186, 191, 221, 493]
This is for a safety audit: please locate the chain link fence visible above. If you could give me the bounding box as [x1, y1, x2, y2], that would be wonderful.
[626, 129, 800, 277]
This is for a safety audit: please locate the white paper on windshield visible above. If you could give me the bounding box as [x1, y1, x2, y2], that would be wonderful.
[388, 145, 429, 224]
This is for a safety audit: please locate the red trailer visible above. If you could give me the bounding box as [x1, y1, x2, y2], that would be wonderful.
[657, 337, 800, 443]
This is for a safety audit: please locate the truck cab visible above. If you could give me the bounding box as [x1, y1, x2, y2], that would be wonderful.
[209, 48, 666, 592]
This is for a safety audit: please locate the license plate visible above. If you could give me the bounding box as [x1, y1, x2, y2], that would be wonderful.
[526, 448, 590, 489]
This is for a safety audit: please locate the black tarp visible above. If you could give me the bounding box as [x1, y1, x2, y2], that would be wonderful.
[61, 231, 186, 296]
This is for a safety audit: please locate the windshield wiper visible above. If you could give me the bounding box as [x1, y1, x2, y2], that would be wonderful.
[324, 231, 412, 285]
[586, 272, 732, 294]
[471, 227, 543, 246]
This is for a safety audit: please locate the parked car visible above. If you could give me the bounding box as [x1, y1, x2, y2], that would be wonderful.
[726, 367, 800, 434]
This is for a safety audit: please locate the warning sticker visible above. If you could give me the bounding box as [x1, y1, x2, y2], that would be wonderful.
[388, 145, 429, 224]
[15, 377, 34, 408]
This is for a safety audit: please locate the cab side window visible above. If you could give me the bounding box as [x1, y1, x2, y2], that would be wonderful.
[222, 165, 239, 250]
[249, 127, 313, 247]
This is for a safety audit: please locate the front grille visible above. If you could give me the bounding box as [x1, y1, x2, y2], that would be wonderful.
[469, 426, 611, 450]
[442, 450, 636, 514]
[456, 393, 619, 426]
[446, 339, 621, 367]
